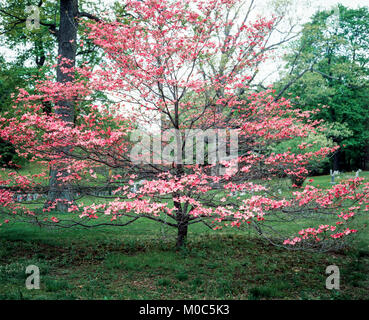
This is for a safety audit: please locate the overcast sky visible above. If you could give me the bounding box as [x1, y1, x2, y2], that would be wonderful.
[247, 0, 369, 83]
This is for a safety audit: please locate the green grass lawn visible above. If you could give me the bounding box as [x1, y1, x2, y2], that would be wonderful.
[0, 215, 368, 300]
[0, 171, 368, 300]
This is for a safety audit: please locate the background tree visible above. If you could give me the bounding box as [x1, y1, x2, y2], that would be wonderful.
[271, 128, 337, 187]
[274, 4, 369, 172]
[0, 0, 114, 211]
[0, 56, 32, 166]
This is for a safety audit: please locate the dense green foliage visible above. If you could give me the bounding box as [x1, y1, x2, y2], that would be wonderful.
[0, 57, 33, 166]
[271, 131, 336, 186]
[275, 5, 369, 172]
[0, 0, 104, 68]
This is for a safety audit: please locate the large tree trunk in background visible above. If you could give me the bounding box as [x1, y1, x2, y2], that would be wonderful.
[45, 0, 78, 212]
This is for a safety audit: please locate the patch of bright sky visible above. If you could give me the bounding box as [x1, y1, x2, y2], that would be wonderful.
[261, 0, 368, 82]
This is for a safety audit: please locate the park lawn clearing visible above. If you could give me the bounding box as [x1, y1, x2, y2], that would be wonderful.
[0, 215, 368, 300]
[0, 172, 368, 300]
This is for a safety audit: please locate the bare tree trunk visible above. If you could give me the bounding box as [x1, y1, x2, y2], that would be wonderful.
[45, 0, 78, 212]
[174, 191, 189, 248]
[174, 164, 189, 248]
[176, 220, 189, 248]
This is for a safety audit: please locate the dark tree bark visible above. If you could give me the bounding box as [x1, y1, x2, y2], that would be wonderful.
[173, 160, 189, 248]
[176, 220, 188, 248]
[173, 186, 189, 248]
[45, 0, 78, 212]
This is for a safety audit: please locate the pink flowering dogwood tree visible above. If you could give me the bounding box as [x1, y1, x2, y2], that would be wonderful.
[0, 0, 368, 249]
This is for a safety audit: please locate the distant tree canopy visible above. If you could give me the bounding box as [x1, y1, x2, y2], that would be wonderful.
[275, 4, 369, 172]
[0, 0, 105, 69]
[0, 57, 32, 166]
